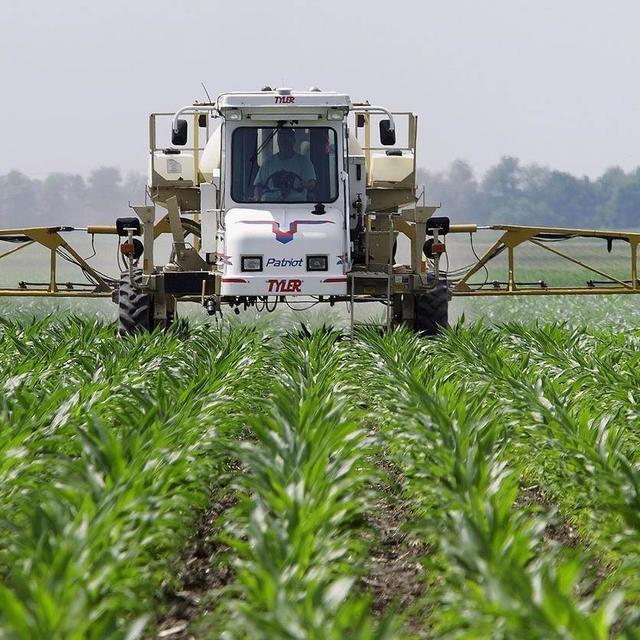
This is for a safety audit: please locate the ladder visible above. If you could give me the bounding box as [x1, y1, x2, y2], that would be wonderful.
[349, 211, 396, 334]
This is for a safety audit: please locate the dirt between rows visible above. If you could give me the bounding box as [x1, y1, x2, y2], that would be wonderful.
[361, 457, 431, 631]
[517, 484, 581, 547]
[150, 457, 431, 638]
[150, 488, 237, 640]
[517, 483, 612, 598]
[150, 466, 611, 639]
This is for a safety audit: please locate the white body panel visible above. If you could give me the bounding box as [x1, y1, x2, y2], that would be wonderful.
[221, 206, 347, 296]
[199, 126, 221, 182]
[200, 183, 219, 254]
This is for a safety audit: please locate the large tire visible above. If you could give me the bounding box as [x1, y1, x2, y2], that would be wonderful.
[118, 269, 153, 336]
[415, 279, 449, 335]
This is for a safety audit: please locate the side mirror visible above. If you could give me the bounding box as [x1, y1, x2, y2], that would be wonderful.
[379, 119, 396, 146]
[171, 119, 188, 146]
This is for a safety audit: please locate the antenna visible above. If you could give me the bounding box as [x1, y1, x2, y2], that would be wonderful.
[201, 82, 213, 104]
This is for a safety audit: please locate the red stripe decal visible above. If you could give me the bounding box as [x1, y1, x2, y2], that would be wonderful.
[322, 277, 348, 283]
[222, 278, 248, 283]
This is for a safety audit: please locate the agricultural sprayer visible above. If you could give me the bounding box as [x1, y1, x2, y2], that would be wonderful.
[2, 87, 639, 334]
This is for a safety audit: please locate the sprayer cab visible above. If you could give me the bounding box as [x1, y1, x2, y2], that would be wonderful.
[213, 89, 353, 297]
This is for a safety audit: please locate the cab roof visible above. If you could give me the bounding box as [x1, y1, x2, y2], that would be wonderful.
[217, 89, 351, 110]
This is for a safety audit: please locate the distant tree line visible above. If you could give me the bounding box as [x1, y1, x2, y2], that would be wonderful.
[1, 158, 640, 229]
[420, 157, 640, 229]
[0, 168, 147, 227]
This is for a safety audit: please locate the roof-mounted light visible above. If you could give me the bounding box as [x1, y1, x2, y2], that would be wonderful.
[327, 110, 344, 121]
[226, 110, 242, 121]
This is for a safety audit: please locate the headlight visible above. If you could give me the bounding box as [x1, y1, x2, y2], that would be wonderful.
[306, 255, 328, 271]
[241, 256, 262, 272]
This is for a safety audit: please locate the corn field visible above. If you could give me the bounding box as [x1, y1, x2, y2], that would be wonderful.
[1, 316, 640, 639]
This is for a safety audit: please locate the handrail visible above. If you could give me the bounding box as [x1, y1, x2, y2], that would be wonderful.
[351, 105, 396, 131]
[172, 104, 220, 132]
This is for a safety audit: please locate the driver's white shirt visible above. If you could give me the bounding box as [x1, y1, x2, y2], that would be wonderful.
[254, 152, 316, 201]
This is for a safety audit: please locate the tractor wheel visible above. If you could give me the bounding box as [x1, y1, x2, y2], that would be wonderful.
[118, 269, 153, 336]
[414, 279, 449, 335]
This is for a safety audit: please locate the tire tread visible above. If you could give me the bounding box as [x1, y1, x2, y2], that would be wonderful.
[415, 279, 449, 335]
[118, 269, 152, 335]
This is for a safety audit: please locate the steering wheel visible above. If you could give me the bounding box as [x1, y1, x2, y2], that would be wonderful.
[262, 170, 305, 197]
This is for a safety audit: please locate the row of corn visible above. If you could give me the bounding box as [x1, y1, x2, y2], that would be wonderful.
[0, 319, 271, 638]
[1, 317, 639, 638]
[355, 324, 639, 638]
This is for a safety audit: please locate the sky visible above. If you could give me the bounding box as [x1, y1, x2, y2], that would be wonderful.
[2, 0, 639, 179]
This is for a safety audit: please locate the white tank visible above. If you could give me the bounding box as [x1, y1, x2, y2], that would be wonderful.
[149, 151, 196, 184]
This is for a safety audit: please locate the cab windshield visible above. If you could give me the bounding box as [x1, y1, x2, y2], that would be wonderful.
[231, 126, 339, 203]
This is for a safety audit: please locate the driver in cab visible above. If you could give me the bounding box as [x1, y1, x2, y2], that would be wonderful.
[254, 129, 316, 202]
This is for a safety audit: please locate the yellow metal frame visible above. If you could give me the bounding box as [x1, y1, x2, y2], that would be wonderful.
[0, 227, 112, 298]
[0, 219, 201, 299]
[1, 222, 640, 300]
[451, 224, 640, 297]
